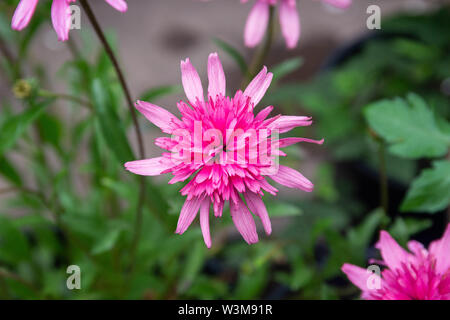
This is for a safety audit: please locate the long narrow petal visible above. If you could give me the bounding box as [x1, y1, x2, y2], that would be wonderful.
[268, 115, 312, 133]
[51, 0, 71, 42]
[200, 198, 212, 248]
[124, 157, 174, 176]
[244, 66, 273, 107]
[244, 192, 271, 235]
[181, 58, 204, 105]
[429, 223, 450, 275]
[278, 137, 324, 148]
[230, 199, 259, 244]
[254, 106, 273, 122]
[104, 0, 128, 12]
[176, 197, 202, 235]
[375, 231, 410, 271]
[341, 263, 372, 292]
[11, 0, 39, 30]
[279, 0, 300, 49]
[322, 0, 352, 9]
[268, 165, 314, 192]
[244, 0, 270, 48]
[135, 100, 181, 134]
[207, 52, 226, 100]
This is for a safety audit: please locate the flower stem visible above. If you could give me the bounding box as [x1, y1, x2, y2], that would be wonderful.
[79, 0, 145, 158]
[0, 268, 40, 296]
[242, 6, 275, 89]
[378, 141, 389, 227]
[38, 90, 93, 109]
[80, 0, 146, 274]
[0, 34, 22, 80]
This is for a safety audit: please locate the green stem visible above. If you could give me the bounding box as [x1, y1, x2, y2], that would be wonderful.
[0, 268, 40, 296]
[79, 0, 145, 158]
[242, 6, 275, 89]
[80, 0, 147, 275]
[39, 90, 93, 109]
[0, 34, 22, 80]
[378, 141, 389, 227]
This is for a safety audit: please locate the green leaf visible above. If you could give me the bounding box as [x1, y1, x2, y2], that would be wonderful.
[213, 38, 248, 74]
[36, 113, 63, 151]
[90, 79, 134, 164]
[389, 218, 432, 246]
[91, 229, 122, 255]
[401, 160, 450, 213]
[265, 202, 302, 217]
[0, 215, 30, 264]
[139, 85, 182, 102]
[178, 241, 206, 293]
[348, 208, 384, 249]
[0, 156, 23, 186]
[0, 99, 52, 156]
[364, 94, 450, 159]
[271, 57, 303, 85]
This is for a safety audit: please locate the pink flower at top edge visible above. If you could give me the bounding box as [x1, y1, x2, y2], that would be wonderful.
[342, 224, 450, 300]
[11, 0, 128, 41]
[242, 0, 352, 49]
[124, 53, 323, 248]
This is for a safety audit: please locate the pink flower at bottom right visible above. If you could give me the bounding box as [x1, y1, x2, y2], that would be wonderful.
[342, 223, 450, 300]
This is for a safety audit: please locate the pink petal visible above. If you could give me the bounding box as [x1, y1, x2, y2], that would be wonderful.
[244, 66, 273, 106]
[104, 0, 128, 12]
[51, 0, 71, 42]
[279, 0, 300, 49]
[375, 231, 410, 271]
[254, 106, 273, 122]
[268, 165, 314, 192]
[244, 192, 271, 235]
[213, 201, 224, 217]
[124, 157, 173, 176]
[200, 198, 212, 248]
[268, 115, 312, 133]
[230, 198, 259, 245]
[341, 263, 372, 292]
[135, 100, 181, 134]
[244, 0, 269, 48]
[181, 58, 204, 105]
[429, 223, 450, 275]
[11, 0, 39, 31]
[278, 137, 324, 148]
[176, 197, 203, 235]
[322, 0, 352, 9]
[207, 52, 226, 100]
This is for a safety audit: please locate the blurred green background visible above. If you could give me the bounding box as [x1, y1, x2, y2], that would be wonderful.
[0, 0, 449, 299]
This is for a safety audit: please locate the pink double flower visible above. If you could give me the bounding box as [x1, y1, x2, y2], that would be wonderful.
[11, 0, 127, 41]
[242, 0, 352, 49]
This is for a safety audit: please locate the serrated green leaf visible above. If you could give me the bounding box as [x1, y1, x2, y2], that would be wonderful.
[364, 94, 450, 159]
[401, 160, 450, 213]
